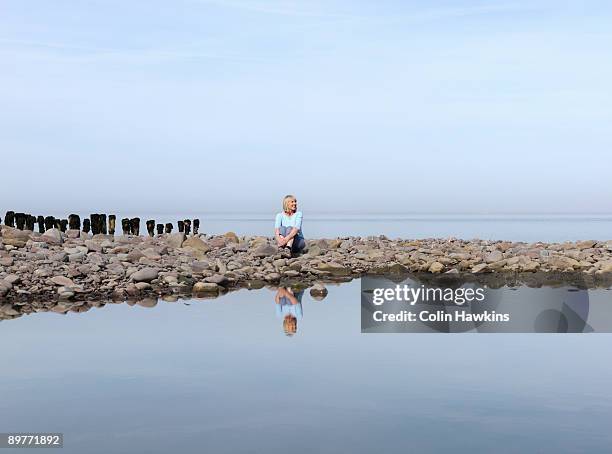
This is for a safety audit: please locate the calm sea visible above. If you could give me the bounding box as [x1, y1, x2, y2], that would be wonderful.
[46, 213, 612, 242]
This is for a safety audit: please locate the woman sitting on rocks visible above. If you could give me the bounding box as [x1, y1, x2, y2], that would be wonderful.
[274, 194, 305, 253]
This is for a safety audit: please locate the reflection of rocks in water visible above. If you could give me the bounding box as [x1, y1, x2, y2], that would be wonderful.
[309, 283, 328, 301]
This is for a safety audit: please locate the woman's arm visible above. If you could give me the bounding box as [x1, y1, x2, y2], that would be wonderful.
[275, 228, 286, 246]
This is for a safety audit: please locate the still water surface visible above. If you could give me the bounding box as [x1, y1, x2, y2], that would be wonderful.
[54, 213, 612, 243]
[2, 280, 612, 453]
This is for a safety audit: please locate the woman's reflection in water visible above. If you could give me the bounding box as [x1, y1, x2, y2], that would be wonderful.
[275, 287, 303, 336]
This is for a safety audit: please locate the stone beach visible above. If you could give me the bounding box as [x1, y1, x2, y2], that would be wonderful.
[1, 225, 612, 321]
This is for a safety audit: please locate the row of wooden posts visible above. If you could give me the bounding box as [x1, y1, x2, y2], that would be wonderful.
[1, 211, 200, 237]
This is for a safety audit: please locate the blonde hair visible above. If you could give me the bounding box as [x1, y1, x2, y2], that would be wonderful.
[283, 315, 297, 336]
[282, 194, 296, 213]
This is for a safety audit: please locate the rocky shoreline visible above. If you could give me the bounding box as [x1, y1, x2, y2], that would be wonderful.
[1, 226, 612, 320]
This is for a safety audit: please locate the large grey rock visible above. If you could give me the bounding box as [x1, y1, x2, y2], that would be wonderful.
[182, 237, 210, 253]
[309, 283, 328, 300]
[50, 276, 76, 287]
[131, 268, 160, 282]
[166, 233, 185, 249]
[1, 226, 31, 247]
[40, 228, 63, 245]
[204, 274, 228, 286]
[317, 262, 351, 276]
[485, 250, 503, 263]
[253, 244, 277, 258]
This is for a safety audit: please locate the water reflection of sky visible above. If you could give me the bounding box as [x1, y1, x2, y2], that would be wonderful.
[2, 280, 612, 453]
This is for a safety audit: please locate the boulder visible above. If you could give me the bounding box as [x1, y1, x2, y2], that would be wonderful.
[193, 282, 220, 293]
[204, 274, 228, 286]
[1, 226, 31, 247]
[309, 283, 328, 300]
[485, 251, 503, 263]
[166, 233, 185, 249]
[224, 232, 239, 243]
[253, 244, 277, 258]
[428, 262, 444, 273]
[131, 268, 160, 283]
[317, 262, 351, 276]
[182, 237, 211, 253]
[40, 228, 63, 245]
[50, 276, 76, 287]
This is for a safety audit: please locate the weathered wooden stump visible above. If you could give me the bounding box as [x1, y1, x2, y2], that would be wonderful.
[146, 220, 155, 237]
[83, 218, 91, 233]
[100, 214, 107, 235]
[54, 219, 61, 230]
[44, 216, 56, 231]
[177, 220, 184, 233]
[156, 224, 164, 235]
[121, 218, 130, 235]
[193, 219, 200, 234]
[90, 214, 100, 235]
[165, 223, 173, 234]
[15, 213, 26, 230]
[130, 218, 140, 236]
[108, 215, 116, 235]
[26, 215, 36, 231]
[184, 219, 191, 235]
[37, 216, 45, 234]
[4, 211, 15, 227]
[68, 214, 81, 231]
[59, 219, 68, 232]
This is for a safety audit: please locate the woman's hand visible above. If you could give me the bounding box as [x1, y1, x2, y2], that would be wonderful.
[277, 236, 286, 247]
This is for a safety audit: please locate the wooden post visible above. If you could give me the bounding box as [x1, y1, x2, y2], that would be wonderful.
[59, 219, 68, 232]
[68, 214, 81, 231]
[165, 223, 173, 234]
[4, 211, 15, 227]
[184, 219, 191, 235]
[44, 216, 56, 231]
[177, 220, 184, 233]
[83, 218, 91, 233]
[193, 219, 200, 234]
[100, 214, 107, 234]
[90, 214, 99, 234]
[157, 224, 164, 235]
[146, 220, 155, 237]
[121, 218, 130, 235]
[15, 212, 26, 230]
[26, 215, 36, 231]
[37, 216, 45, 233]
[108, 215, 116, 235]
[130, 218, 140, 236]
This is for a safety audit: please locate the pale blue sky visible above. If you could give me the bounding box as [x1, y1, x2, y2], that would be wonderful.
[1, 0, 611, 214]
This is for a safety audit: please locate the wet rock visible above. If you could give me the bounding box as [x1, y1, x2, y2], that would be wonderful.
[131, 268, 160, 283]
[317, 262, 351, 276]
[136, 298, 157, 308]
[428, 262, 444, 273]
[204, 274, 228, 286]
[309, 283, 328, 300]
[193, 282, 219, 293]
